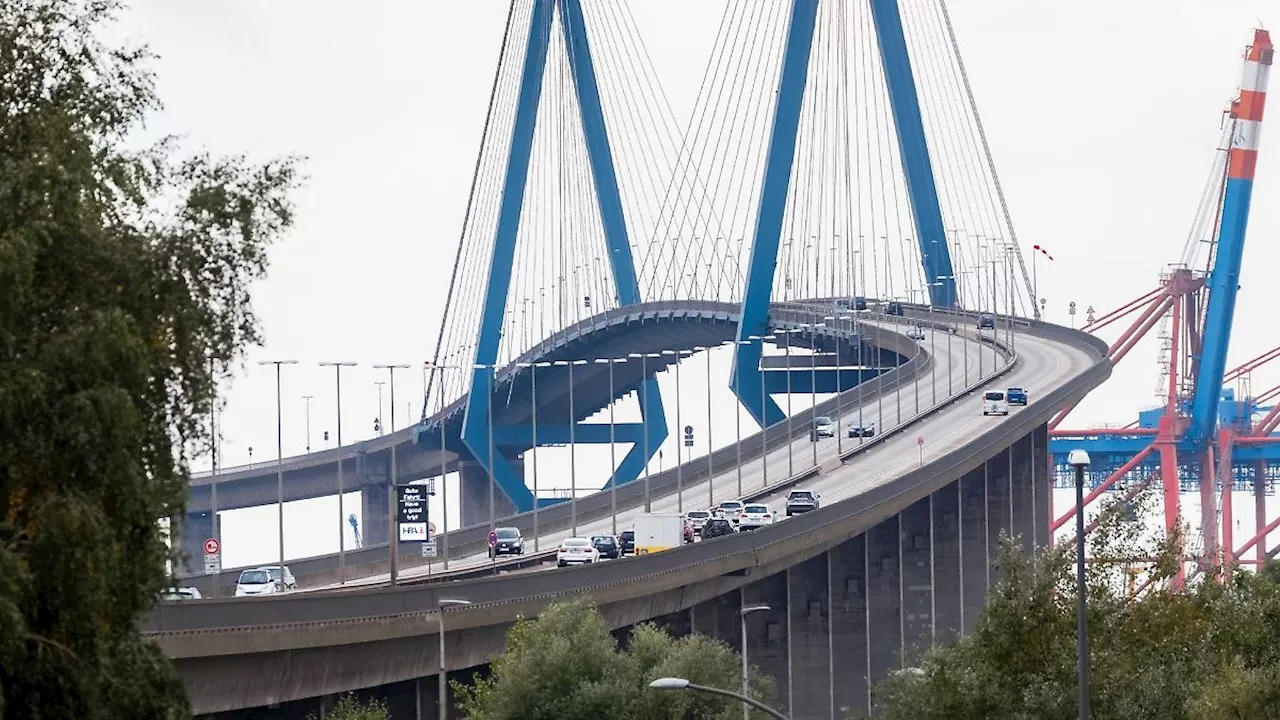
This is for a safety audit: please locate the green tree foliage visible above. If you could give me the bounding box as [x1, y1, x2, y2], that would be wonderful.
[309, 695, 389, 720]
[0, 0, 300, 716]
[870, 491, 1280, 720]
[455, 598, 779, 720]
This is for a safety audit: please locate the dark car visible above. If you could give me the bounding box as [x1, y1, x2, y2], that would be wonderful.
[619, 530, 636, 555]
[885, 301, 904, 316]
[854, 296, 868, 311]
[490, 526, 524, 557]
[785, 490, 820, 517]
[847, 422, 876, 438]
[1006, 387, 1028, 406]
[591, 535, 621, 559]
[683, 519, 696, 544]
[701, 518, 736, 539]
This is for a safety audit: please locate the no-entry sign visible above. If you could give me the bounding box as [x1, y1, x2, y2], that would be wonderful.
[203, 538, 220, 555]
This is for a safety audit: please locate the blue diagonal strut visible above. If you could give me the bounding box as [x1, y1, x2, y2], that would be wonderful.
[869, 0, 957, 307]
[731, 0, 821, 427]
[559, 0, 668, 485]
[461, 0, 554, 512]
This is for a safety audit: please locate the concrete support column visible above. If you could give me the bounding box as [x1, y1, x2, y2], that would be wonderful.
[985, 452, 1012, 584]
[742, 572, 789, 715]
[178, 511, 215, 575]
[899, 499, 934, 667]
[865, 514, 902, 693]
[362, 484, 390, 547]
[959, 465, 989, 635]
[930, 481, 962, 644]
[459, 460, 520, 529]
[1033, 424, 1051, 547]
[1011, 434, 1036, 555]
[829, 534, 870, 718]
[787, 554, 831, 720]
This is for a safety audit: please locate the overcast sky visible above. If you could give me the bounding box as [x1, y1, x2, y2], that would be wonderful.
[113, 0, 1278, 470]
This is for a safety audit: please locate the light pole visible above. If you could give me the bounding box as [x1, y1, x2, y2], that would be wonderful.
[319, 361, 356, 582]
[661, 349, 687, 513]
[740, 603, 771, 720]
[374, 380, 386, 436]
[595, 357, 626, 535]
[1069, 449, 1092, 719]
[748, 334, 776, 488]
[374, 363, 410, 585]
[302, 395, 314, 452]
[426, 362, 457, 568]
[630, 352, 658, 513]
[728, 340, 746, 496]
[695, 345, 714, 508]
[648, 678, 788, 720]
[257, 359, 298, 589]
[438, 598, 472, 720]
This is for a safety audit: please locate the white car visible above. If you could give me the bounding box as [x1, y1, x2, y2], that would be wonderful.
[810, 416, 836, 440]
[686, 509, 712, 535]
[715, 500, 746, 525]
[906, 325, 926, 340]
[556, 537, 601, 567]
[982, 390, 1009, 416]
[737, 503, 775, 530]
[235, 568, 283, 597]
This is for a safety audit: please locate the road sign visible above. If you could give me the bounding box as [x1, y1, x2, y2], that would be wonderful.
[203, 538, 220, 556]
[683, 425, 694, 447]
[421, 541, 437, 558]
[488, 530, 498, 548]
[916, 435, 924, 447]
[427, 521, 437, 539]
[397, 484, 429, 541]
[203, 556, 220, 575]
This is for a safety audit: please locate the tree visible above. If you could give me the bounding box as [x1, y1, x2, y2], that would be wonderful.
[869, 491, 1280, 719]
[455, 598, 778, 719]
[309, 695, 389, 720]
[0, 0, 300, 716]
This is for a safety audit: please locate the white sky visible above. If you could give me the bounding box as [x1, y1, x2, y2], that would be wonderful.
[112, 1, 1279, 566]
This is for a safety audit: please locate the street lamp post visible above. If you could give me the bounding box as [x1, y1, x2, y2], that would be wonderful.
[727, 340, 745, 497]
[648, 678, 789, 720]
[257, 359, 298, 590]
[438, 598, 472, 720]
[1069, 449, 1092, 719]
[740, 603, 772, 720]
[319, 361, 357, 582]
[696, 346, 714, 508]
[748, 334, 776, 488]
[661, 349, 686, 513]
[302, 395, 314, 452]
[374, 363, 410, 585]
[595, 357, 625, 535]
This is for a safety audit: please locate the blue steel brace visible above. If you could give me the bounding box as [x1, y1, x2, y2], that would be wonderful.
[731, 0, 820, 427]
[461, 0, 554, 512]
[869, 0, 957, 307]
[1186, 173, 1257, 446]
[559, 0, 668, 488]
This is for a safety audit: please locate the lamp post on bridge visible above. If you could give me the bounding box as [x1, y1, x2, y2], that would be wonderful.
[374, 363, 410, 585]
[257, 359, 298, 591]
[424, 361, 457, 569]
[302, 395, 314, 453]
[594, 357, 628, 535]
[319, 361, 357, 583]
[739, 602, 772, 720]
[661, 349, 691, 513]
[748, 334, 776, 489]
[694, 345, 715, 509]
[437, 597, 472, 720]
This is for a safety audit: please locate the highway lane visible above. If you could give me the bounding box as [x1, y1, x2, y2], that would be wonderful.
[298, 321, 1025, 591]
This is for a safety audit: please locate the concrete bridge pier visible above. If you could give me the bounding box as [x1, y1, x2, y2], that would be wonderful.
[648, 430, 1043, 719]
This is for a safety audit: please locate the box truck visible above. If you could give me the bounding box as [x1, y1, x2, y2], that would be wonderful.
[632, 512, 684, 555]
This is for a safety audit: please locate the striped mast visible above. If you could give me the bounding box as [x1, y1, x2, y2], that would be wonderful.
[1228, 30, 1272, 183]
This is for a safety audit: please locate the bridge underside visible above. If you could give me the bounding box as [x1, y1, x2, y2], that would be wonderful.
[178, 425, 1048, 720]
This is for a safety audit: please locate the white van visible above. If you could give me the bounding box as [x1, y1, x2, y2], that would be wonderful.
[982, 390, 1009, 416]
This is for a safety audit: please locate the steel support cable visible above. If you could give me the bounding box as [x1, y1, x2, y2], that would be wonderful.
[669, 0, 773, 301]
[581, 1, 670, 292]
[431, 0, 525, 407]
[904, 0, 976, 302]
[643, 0, 753, 300]
[933, 1, 1030, 315]
[838, 0, 860, 300]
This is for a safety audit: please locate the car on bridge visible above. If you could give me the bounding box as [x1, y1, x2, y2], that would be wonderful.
[737, 503, 775, 530]
[234, 566, 295, 597]
[591, 535, 621, 560]
[811, 416, 836, 440]
[700, 518, 735, 540]
[685, 509, 712, 535]
[847, 421, 876, 438]
[982, 390, 1009, 416]
[1006, 387, 1028, 406]
[885, 301, 904, 316]
[906, 325, 927, 340]
[489, 526, 524, 557]
[715, 500, 746, 525]
[619, 530, 635, 556]
[556, 537, 600, 567]
[160, 586, 202, 601]
[785, 490, 820, 517]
